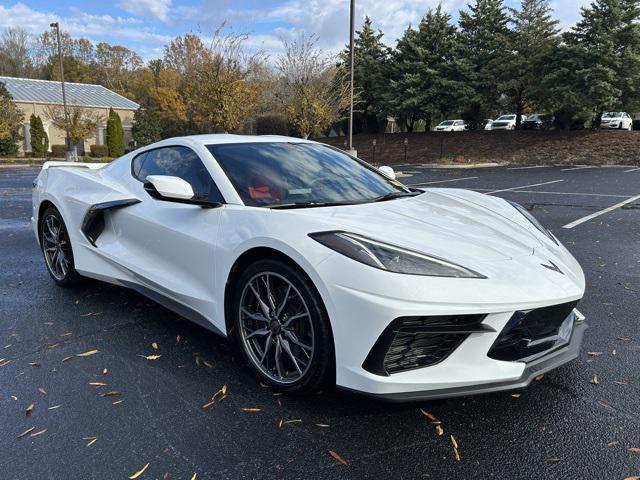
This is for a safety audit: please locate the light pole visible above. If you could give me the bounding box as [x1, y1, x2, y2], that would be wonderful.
[348, 0, 356, 157]
[50, 22, 73, 161]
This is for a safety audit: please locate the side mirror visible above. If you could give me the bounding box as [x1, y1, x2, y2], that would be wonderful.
[144, 175, 194, 200]
[378, 165, 396, 180]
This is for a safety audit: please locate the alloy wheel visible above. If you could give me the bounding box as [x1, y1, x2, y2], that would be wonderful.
[42, 214, 70, 281]
[239, 271, 315, 384]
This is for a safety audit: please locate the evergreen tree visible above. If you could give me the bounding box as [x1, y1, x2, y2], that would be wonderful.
[385, 7, 470, 130]
[132, 106, 162, 146]
[29, 114, 49, 157]
[565, 0, 640, 125]
[106, 108, 125, 157]
[340, 17, 391, 133]
[458, 0, 511, 127]
[503, 0, 560, 129]
[0, 80, 22, 155]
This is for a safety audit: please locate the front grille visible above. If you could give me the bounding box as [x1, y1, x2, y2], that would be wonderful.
[488, 301, 578, 362]
[363, 315, 489, 376]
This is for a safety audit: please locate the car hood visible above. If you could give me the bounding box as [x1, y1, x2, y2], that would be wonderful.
[288, 189, 551, 264]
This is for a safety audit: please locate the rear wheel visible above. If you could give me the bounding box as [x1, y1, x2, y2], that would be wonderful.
[233, 259, 333, 393]
[40, 206, 80, 287]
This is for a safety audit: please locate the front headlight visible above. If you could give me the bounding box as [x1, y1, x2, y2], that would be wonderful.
[508, 201, 558, 245]
[309, 231, 486, 278]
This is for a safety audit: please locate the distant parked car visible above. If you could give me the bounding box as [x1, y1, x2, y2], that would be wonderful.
[490, 114, 527, 130]
[600, 112, 633, 130]
[434, 120, 468, 132]
[522, 114, 555, 130]
[483, 119, 494, 131]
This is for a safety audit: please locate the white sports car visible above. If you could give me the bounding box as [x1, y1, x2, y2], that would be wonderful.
[32, 135, 586, 401]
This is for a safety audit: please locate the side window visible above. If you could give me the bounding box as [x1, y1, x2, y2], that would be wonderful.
[134, 146, 223, 202]
[132, 151, 147, 179]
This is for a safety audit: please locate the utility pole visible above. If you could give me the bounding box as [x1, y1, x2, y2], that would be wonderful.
[348, 0, 357, 157]
[50, 22, 73, 161]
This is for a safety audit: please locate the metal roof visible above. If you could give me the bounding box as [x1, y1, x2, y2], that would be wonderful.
[0, 76, 139, 110]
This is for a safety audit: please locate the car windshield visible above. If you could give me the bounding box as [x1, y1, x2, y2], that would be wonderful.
[526, 115, 540, 121]
[439, 121, 454, 126]
[207, 142, 410, 208]
[603, 112, 621, 118]
[497, 115, 515, 121]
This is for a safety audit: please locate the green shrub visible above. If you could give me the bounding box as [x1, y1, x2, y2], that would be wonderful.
[50, 144, 67, 158]
[132, 107, 162, 146]
[106, 108, 125, 157]
[255, 114, 288, 135]
[90, 144, 109, 157]
[30, 114, 49, 157]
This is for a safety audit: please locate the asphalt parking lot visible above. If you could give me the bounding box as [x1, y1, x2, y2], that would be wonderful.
[1, 164, 639, 479]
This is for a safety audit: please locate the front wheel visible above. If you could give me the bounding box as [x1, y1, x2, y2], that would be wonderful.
[233, 259, 334, 393]
[40, 206, 81, 287]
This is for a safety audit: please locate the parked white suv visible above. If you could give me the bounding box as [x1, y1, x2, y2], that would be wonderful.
[434, 120, 467, 132]
[600, 112, 633, 130]
[490, 114, 527, 130]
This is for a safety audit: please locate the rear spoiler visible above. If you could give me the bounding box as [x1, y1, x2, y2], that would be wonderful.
[42, 161, 108, 170]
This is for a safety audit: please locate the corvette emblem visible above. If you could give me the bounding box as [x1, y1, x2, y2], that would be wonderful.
[541, 260, 564, 275]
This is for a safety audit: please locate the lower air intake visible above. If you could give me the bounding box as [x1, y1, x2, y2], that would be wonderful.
[363, 315, 489, 376]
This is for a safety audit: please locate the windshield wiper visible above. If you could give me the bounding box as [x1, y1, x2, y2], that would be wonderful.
[268, 200, 360, 209]
[372, 191, 420, 203]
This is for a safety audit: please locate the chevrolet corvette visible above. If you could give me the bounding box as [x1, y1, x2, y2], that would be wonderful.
[32, 134, 586, 400]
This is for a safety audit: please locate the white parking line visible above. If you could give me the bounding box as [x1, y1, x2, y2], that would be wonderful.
[624, 167, 640, 173]
[562, 194, 640, 229]
[506, 165, 549, 170]
[560, 166, 593, 171]
[486, 180, 564, 195]
[410, 176, 479, 186]
[472, 189, 629, 198]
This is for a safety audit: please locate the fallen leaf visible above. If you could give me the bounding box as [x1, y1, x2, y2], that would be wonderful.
[617, 336, 632, 342]
[614, 380, 628, 385]
[628, 448, 640, 453]
[607, 440, 620, 447]
[84, 436, 97, 447]
[80, 312, 102, 317]
[25, 403, 34, 415]
[453, 448, 461, 461]
[587, 352, 603, 356]
[112, 400, 123, 405]
[101, 391, 121, 397]
[152, 342, 159, 350]
[242, 408, 261, 412]
[435, 424, 444, 436]
[29, 362, 41, 367]
[102, 368, 108, 375]
[535, 374, 544, 381]
[190, 474, 197, 480]
[89, 382, 107, 387]
[284, 419, 302, 424]
[277, 398, 282, 407]
[420, 409, 439, 423]
[545, 457, 561, 462]
[511, 393, 521, 398]
[202, 400, 216, 409]
[278, 419, 283, 428]
[623, 477, 640, 480]
[48, 404, 62, 410]
[17, 427, 35, 438]
[612, 349, 617, 355]
[450, 435, 458, 449]
[176, 335, 180, 344]
[138, 355, 161, 360]
[591, 375, 600, 385]
[328, 450, 347, 465]
[30, 428, 47, 437]
[203, 360, 213, 369]
[316, 423, 330, 428]
[129, 463, 150, 479]
[11, 395, 17, 401]
[38, 387, 46, 395]
[62, 356, 73, 362]
[76, 349, 98, 357]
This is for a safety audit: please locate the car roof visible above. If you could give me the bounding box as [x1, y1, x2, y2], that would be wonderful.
[161, 134, 316, 146]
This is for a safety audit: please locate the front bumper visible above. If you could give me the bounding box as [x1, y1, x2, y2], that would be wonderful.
[600, 122, 620, 129]
[360, 317, 586, 402]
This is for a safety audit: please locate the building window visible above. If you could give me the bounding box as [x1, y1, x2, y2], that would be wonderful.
[23, 123, 32, 153]
[97, 126, 106, 146]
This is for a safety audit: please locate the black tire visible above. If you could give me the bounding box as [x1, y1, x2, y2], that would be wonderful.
[40, 206, 81, 287]
[232, 258, 334, 393]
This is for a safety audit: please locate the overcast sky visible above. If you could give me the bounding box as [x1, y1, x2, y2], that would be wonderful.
[0, 0, 592, 59]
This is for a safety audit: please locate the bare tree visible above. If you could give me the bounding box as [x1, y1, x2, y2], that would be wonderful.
[45, 105, 103, 160]
[276, 34, 350, 138]
[0, 27, 35, 77]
